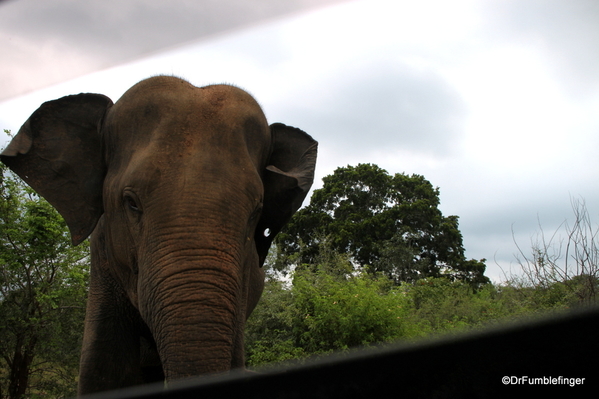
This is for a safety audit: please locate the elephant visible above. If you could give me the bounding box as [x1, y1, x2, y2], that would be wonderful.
[0, 76, 317, 395]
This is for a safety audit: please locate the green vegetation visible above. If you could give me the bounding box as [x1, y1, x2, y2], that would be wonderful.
[245, 251, 594, 369]
[0, 159, 89, 399]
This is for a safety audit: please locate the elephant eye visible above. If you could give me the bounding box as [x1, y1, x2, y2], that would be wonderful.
[123, 192, 141, 213]
[126, 197, 140, 211]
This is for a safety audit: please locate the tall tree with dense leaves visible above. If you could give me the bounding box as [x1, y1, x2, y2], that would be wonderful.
[276, 164, 488, 286]
[0, 161, 89, 399]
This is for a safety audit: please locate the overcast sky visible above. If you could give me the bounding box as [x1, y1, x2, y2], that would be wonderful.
[2, 0, 599, 282]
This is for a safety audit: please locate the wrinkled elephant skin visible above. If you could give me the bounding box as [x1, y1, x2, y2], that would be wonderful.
[0, 76, 317, 395]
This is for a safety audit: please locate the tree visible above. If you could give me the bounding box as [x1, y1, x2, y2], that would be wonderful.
[0, 161, 89, 399]
[276, 164, 488, 286]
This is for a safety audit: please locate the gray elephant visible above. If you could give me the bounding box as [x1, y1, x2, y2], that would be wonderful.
[1, 76, 317, 395]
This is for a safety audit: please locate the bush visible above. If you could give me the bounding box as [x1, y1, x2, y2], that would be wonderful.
[292, 270, 411, 354]
[246, 268, 419, 367]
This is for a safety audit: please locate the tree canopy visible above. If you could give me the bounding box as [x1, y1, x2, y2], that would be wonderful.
[0, 161, 89, 399]
[276, 164, 488, 286]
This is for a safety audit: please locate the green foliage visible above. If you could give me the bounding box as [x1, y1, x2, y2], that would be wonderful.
[245, 277, 305, 366]
[245, 269, 416, 368]
[291, 270, 409, 354]
[276, 164, 488, 286]
[0, 161, 89, 399]
[402, 278, 508, 334]
[246, 243, 592, 369]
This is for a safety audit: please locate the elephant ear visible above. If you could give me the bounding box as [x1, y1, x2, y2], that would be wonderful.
[1, 93, 112, 245]
[255, 123, 318, 266]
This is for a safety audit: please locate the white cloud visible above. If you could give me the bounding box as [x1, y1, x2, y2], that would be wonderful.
[453, 45, 575, 170]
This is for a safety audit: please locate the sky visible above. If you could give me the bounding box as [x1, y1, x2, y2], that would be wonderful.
[2, 0, 599, 282]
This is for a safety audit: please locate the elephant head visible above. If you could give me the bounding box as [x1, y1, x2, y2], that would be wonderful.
[0, 76, 317, 394]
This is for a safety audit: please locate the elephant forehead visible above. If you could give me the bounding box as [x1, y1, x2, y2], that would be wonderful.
[106, 77, 271, 162]
[113, 76, 266, 130]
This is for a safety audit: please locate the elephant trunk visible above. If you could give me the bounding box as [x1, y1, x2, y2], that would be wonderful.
[139, 250, 247, 380]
